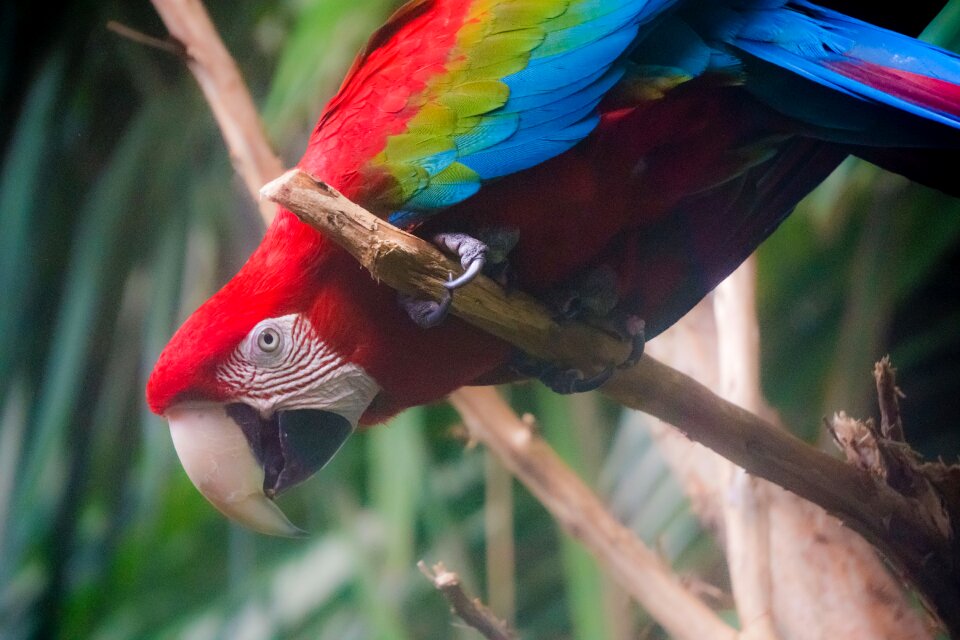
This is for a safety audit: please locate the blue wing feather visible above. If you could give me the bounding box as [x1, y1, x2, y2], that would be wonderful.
[389, 0, 960, 225]
[389, 0, 678, 219]
[720, 1, 960, 131]
[463, 114, 600, 179]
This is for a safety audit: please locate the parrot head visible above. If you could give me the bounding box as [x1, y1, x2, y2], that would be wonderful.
[147, 209, 509, 536]
[146, 210, 381, 536]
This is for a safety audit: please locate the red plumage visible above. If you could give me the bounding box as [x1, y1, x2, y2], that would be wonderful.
[148, 0, 960, 425]
[148, 75, 803, 421]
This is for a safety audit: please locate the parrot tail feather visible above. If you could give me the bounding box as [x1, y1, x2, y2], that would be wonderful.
[826, 60, 960, 122]
[723, 0, 960, 142]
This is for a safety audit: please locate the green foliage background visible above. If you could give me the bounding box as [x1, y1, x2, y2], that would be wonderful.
[1, 1, 959, 638]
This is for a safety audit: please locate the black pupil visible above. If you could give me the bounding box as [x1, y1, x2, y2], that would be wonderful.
[262, 332, 275, 346]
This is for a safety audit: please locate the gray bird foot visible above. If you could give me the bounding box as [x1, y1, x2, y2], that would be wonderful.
[509, 314, 645, 393]
[400, 228, 519, 328]
[433, 228, 520, 290]
[398, 291, 452, 329]
[510, 355, 616, 394]
[432, 232, 489, 291]
[617, 315, 646, 368]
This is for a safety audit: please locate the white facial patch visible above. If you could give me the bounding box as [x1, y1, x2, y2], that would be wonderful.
[217, 314, 380, 427]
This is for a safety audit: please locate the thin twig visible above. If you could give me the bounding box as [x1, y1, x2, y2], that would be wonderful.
[713, 258, 779, 640]
[875, 357, 906, 442]
[484, 452, 516, 626]
[107, 21, 187, 57]
[418, 561, 518, 640]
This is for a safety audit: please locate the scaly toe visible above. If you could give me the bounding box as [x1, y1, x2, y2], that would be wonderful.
[398, 290, 453, 329]
[510, 353, 614, 394]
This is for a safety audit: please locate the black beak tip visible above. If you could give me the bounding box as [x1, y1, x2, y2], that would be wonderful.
[273, 407, 354, 495]
[226, 404, 354, 499]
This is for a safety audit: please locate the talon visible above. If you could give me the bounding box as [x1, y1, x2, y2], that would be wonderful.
[444, 256, 486, 291]
[618, 317, 645, 369]
[427, 228, 520, 293]
[547, 365, 614, 394]
[399, 290, 452, 329]
[431, 232, 489, 292]
[509, 352, 614, 394]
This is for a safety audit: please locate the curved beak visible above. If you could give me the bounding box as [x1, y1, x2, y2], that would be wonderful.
[165, 403, 354, 537]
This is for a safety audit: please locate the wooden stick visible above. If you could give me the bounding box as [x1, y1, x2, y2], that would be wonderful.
[260, 170, 629, 372]
[418, 561, 519, 640]
[261, 168, 960, 634]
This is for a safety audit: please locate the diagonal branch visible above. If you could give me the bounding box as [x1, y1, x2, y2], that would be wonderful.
[261, 168, 960, 635]
[418, 561, 519, 640]
[151, 0, 282, 224]
[259, 171, 631, 373]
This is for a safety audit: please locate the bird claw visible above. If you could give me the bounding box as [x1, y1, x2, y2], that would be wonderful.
[545, 266, 619, 321]
[398, 290, 452, 329]
[400, 229, 518, 328]
[509, 354, 614, 394]
[444, 256, 485, 291]
[508, 314, 645, 392]
[546, 365, 615, 394]
[432, 232, 490, 292]
[618, 316, 645, 369]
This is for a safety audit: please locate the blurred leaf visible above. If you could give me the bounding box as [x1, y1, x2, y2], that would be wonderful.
[262, 0, 399, 153]
[0, 54, 63, 407]
[367, 408, 426, 575]
[532, 385, 614, 640]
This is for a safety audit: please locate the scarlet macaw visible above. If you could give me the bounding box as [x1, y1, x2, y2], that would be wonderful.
[147, 0, 960, 535]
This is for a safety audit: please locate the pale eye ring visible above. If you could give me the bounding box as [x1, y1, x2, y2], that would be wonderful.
[256, 327, 282, 353]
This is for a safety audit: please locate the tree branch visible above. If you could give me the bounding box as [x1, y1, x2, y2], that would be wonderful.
[259, 171, 630, 372]
[107, 20, 187, 57]
[151, 0, 282, 224]
[691, 262, 930, 639]
[418, 561, 518, 640]
[450, 388, 738, 640]
[262, 168, 960, 634]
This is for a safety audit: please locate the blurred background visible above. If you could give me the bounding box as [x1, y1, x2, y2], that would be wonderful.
[2, 1, 960, 638]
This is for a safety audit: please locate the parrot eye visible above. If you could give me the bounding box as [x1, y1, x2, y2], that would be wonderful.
[239, 315, 299, 368]
[256, 327, 282, 354]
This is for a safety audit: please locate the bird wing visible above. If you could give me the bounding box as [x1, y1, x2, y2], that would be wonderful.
[300, 0, 678, 225]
